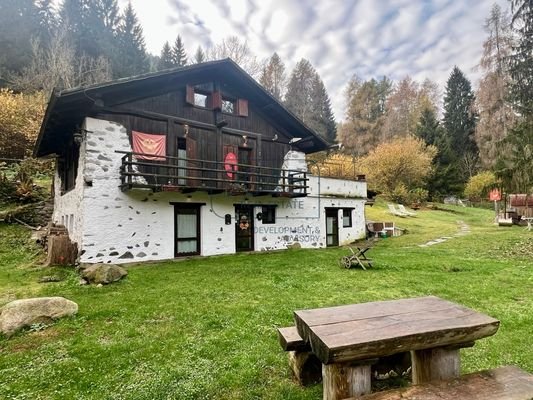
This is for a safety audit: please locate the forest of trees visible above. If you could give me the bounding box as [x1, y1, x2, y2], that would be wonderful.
[0, 0, 531, 202]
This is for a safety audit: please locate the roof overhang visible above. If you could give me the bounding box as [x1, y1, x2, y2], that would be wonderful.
[34, 59, 330, 157]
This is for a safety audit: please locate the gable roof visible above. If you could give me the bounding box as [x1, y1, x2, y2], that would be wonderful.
[34, 58, 330, 157]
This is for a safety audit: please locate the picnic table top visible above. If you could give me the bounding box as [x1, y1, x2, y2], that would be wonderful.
[294, 296, 500, 364]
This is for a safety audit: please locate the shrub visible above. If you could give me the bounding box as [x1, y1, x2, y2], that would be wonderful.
[464, 171, 498, 201]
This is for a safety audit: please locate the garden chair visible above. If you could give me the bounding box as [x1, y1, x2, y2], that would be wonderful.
[398, 204, 417, 216]
[387, 204, 407, 217]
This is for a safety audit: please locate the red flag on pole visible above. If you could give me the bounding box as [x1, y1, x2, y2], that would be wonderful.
[132, 131, 166, 160]
[489, 188, 501, 201]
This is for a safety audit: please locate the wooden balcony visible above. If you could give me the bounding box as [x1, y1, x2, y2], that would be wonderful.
[118, 151, 308, 197]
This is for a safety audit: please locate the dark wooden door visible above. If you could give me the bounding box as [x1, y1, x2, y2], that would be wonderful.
[238, 147, 253, 190]
[325, 208, 339, 247]
[235, 205, 254, 252]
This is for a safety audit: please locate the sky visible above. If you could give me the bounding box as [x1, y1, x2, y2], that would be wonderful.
[117, 0, 509, 120]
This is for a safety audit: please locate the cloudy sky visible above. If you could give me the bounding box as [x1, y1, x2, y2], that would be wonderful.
[118, 0, 508, 119]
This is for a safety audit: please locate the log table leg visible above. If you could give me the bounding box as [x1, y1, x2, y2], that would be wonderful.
[288, 350, 322, 386]
[411, 347, 460, 384]
[322, 360, 375, 400]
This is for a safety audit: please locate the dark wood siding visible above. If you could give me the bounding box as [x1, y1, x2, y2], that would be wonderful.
[96, 77, 295, 172]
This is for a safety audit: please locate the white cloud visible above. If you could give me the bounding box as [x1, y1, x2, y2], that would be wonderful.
[124, 0, 507, 120]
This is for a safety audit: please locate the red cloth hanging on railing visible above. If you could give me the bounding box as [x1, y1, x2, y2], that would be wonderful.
[131, 131, 166, 160]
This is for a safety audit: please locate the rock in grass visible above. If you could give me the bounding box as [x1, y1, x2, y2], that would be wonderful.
[81, 264, 127, 285]
[0, 297, 78, 337]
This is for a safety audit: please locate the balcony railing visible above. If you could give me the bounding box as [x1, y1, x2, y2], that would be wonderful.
[118, 151, 308, 197]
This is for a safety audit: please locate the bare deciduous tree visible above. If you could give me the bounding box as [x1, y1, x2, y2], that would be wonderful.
[10, 26, 112, 94]
[207, 36, 262, 78]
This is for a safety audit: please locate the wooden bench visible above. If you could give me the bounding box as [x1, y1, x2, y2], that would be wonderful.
[347, 366, 533, 400]
[277, 326, 321, 386]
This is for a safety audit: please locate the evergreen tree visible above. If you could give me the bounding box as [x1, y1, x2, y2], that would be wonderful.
[309, 75, 336, 142]
[36, 0, 58, 46]
[415, 108, 440, 146]
[158, 41, 174, 70]
[194, 46, 205, 63]
[60, 0, 104, 59]
[0, 0, 40, 76]
[509, 0, 533, 115]
[95, 0, 121, 77]
[116, 2, 148, 77]
[284, 59, 316, 123]
[415, 108, 462, 197]
[442, 66, 478, 180]
[171, 35, 187, 67]
[259, 52, 286, 100]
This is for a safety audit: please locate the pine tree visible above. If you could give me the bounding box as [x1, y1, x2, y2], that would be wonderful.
[0, 0, 41, 75]
[284, 59, 316, 123]
[36, 0, 58, 46]
[158, 41, 174, 70]
[194, 46, 205, 64]
[442, 66, 478, 180]
[415, 108, 462, 198]
[171, 35, 187, 67]
[309, 75, 336, 142]
[509, 0, 533, 115]
[415, 108, 440, 146]
[116, 2, 148, 77]
[259, 52, 286, 100]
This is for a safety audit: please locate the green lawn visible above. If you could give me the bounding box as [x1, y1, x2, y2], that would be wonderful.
[0, 201, 532, 399]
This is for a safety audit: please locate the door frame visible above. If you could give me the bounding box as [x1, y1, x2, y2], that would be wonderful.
[172, 202, 205, 257]
[235, 204, 255, 252]
[325, 208, 339, 247]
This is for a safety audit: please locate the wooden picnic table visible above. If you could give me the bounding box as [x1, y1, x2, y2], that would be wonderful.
[293, 296, 500, 400]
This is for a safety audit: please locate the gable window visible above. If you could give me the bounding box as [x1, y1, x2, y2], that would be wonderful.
[58, 141, 79, 194]
[194, 92, 208, 108]
[262, 205, 276, 224]
[342, 209, 352, 228]
[222, 99, 234, 114]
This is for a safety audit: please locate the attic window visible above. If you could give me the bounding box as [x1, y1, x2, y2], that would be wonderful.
[194, 93, 208, 108]
[222, 99, 234, 114]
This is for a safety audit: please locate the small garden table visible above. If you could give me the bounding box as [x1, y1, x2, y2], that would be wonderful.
[294, 296, 500, 400]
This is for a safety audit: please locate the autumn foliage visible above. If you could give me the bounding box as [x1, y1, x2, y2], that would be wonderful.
[355, 136, 437, 196]
[0, 89, 46, 159]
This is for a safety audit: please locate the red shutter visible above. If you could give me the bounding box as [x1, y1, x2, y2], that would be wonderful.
[185, 85, 195, 105]
[211, 91, 222, 110]
[236, 98, 248, 117]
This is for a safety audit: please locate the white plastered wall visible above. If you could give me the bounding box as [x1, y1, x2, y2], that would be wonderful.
[69, 117, 367, 264]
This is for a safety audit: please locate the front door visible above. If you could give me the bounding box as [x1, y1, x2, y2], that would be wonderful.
[325, 208, 339, 247]
[175, 205, 201, 256]
[235, 205, 254, 252]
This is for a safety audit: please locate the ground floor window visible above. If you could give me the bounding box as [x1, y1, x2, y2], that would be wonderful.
[343, 208, 352, 227]
[174, 204, 202, 256]
[261, 205, 276, 224]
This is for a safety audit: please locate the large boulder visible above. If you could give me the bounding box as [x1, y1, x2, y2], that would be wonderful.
[0, 297, 78, 337]
[81, 264, 127, 285]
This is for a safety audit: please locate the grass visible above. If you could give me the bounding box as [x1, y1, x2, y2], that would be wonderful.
[0, 200, 532, 399]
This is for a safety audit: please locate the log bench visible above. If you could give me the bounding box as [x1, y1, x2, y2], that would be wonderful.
[347, 366, 533, 400]
[277, 326, 322, 386]
[277, 327, 411, 387]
